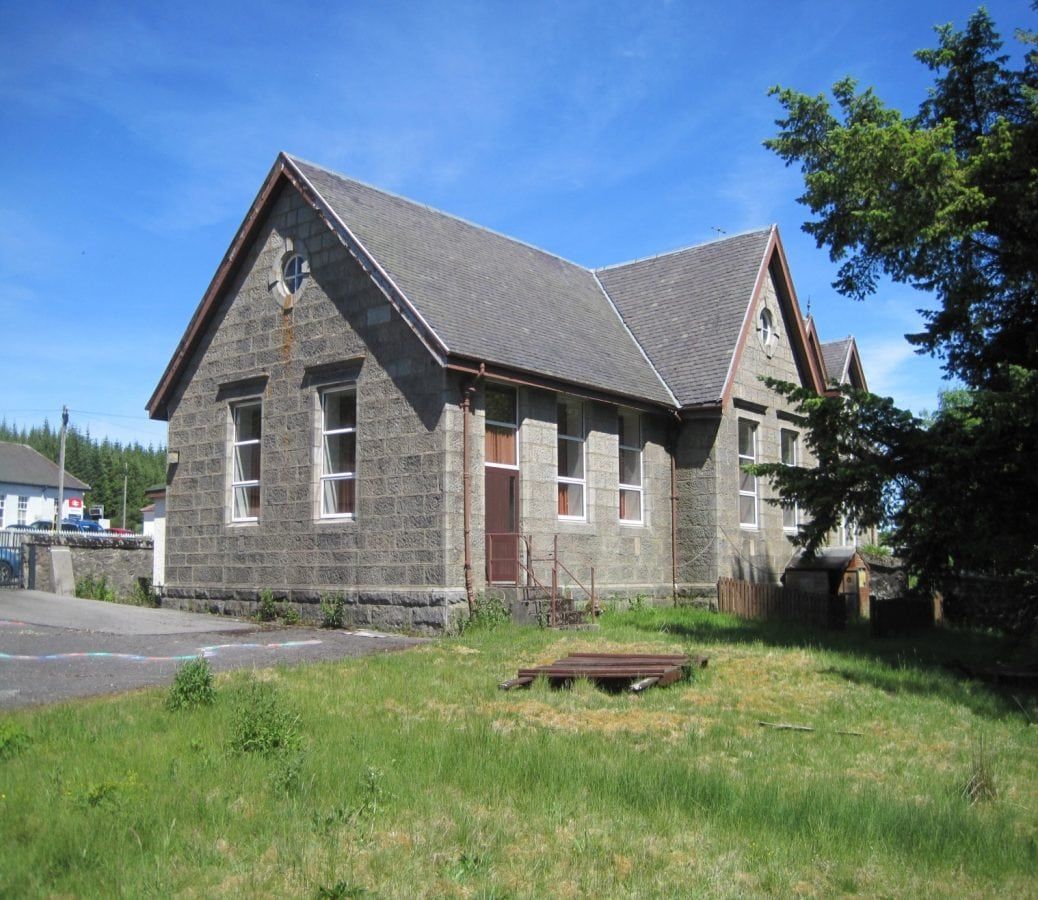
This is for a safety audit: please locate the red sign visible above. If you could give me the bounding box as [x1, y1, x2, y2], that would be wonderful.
[68, 497, 82, 508]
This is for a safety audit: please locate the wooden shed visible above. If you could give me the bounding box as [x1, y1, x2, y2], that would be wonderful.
[783, 548, 871, 618]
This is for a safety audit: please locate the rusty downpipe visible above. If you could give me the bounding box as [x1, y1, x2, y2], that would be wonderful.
[669, 412, 681, 606]
[460, 363, 485, 614]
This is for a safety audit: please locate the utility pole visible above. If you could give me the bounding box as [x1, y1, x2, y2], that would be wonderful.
[121, 462, 128, 529]
[56, 406, 68, 528]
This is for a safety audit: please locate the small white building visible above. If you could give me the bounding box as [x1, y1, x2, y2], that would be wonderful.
[141, 485, 166, 588]
[0, 442, 89, 527]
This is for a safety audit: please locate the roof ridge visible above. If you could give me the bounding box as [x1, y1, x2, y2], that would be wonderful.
[595, 226, 774, 273]
[284, 152, 592, 275]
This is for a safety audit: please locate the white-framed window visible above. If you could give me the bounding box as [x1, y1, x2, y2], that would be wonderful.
[16, 496, 28, 526]
[283, 253, 307, 294]
[557, 397, 585, 519]
[618, 409, 643, 523]
[758, 307, 779, 356]
[738, 419, 758, 528]
[781, 429, 799, 531]
[320, 387, 357, 518]
[484, 384, 519, 469]
[230, 401, 262, 522]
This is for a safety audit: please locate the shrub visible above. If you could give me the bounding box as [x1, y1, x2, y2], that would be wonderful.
[320, 593, 347, 629]
[257, 590, 277, 622]
[228, 679, 301, 756]
[167, 657, 216, 711]
[75, 574, 116, 602]
[461, 593, 511, 633]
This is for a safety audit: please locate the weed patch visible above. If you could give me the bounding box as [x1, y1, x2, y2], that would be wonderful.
[75, 574, 116, 602]
[0, 722, 30, 760]
[257, 589, 278, 622]
[461, 594, 511, 633]
[167, 657, 215, 711]
[228, 678, 302, 756]
[320, 593, 347, 629]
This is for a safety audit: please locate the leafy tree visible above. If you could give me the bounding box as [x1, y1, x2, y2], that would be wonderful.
[756, 7, 1037, 629]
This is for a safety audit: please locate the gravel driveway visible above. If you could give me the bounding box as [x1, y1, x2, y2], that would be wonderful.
[0, 589, 425, 709]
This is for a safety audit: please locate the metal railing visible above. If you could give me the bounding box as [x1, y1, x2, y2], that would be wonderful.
[485, 532, 598, 626]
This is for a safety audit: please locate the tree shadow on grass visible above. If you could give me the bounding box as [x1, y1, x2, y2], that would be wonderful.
[610, 607, 1037, 723]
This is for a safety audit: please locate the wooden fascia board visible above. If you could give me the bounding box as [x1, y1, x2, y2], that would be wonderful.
[719, 226, 776, 409]
[769, 231, 826, 395]
[446, 357, 676, 415]
[147, 155, 290, 420]
[718, 227, 825, 411]
[846, 339, 869, 391]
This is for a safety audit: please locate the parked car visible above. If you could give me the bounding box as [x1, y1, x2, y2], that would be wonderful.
[107, 527, 134, 536]
[61, 518, 106, 533]
[5, 520, 53, 531]
[0, 546, 18, 582]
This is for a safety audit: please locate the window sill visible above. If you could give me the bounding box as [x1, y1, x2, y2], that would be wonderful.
[317, 515, 357, 524]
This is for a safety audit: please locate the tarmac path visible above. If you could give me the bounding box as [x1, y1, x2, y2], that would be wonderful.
[0, 589, 425, 709]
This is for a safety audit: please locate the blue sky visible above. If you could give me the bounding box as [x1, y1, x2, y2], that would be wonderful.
[0, 0, 1030, 446]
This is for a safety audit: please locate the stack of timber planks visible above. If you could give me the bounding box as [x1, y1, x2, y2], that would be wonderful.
[499, 652, 707, 693]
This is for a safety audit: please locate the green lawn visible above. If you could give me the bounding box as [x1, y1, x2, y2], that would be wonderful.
[1, 607, 1035, 897]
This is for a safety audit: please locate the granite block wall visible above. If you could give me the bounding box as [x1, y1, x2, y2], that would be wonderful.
[443, 377, 675, 601]
[162, 182, 459, 632]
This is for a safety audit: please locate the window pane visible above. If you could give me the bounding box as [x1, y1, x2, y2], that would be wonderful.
[620, 488, 642, 521]
[234, 443, 261, 482]
[325, 391, 356, 430]
[558, 438, 584, 479]
[619, 447, 641, 486]
[738, 420, 755, 458]
[618, 409, 640, 447]
[233, 485, 259, 519]
[557, 398, 582, 438]
[485, 386, 516, 424]
[322, 478, 355, 516]
[739, 468, 755, 494]
[235, 404, 261, 442]
[324, 432, 356, 475]
[739, 494, 757, 527]
[485, 424, 516, 466]
[783, 505, 797, 529]
[558, 482, 584, 517]
[781, 430, 797, 465]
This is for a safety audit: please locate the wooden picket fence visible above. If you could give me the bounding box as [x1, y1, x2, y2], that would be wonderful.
[717, 577, 843, 629]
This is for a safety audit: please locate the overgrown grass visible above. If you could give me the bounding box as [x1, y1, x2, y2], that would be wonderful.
[1, 607, 1035, 896]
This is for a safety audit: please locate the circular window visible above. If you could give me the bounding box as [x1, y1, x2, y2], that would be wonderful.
[759, 308, 776, 354]
[282, 253, 307, 294]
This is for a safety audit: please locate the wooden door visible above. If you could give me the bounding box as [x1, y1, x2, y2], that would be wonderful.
[485, 467, 519, 583]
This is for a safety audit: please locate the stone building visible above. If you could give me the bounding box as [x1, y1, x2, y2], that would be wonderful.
[147, 153, 867, 631]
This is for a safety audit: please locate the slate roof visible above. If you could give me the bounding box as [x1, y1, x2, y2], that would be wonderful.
[290, 157, 675, 407]
[0, 442, 89, 491]
[595, 229, 773, 407]
[821, 338, 853, 385]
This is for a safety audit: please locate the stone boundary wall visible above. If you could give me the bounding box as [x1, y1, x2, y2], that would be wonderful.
[24, 535, 153, 597]
[160, 585, 463, 634]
